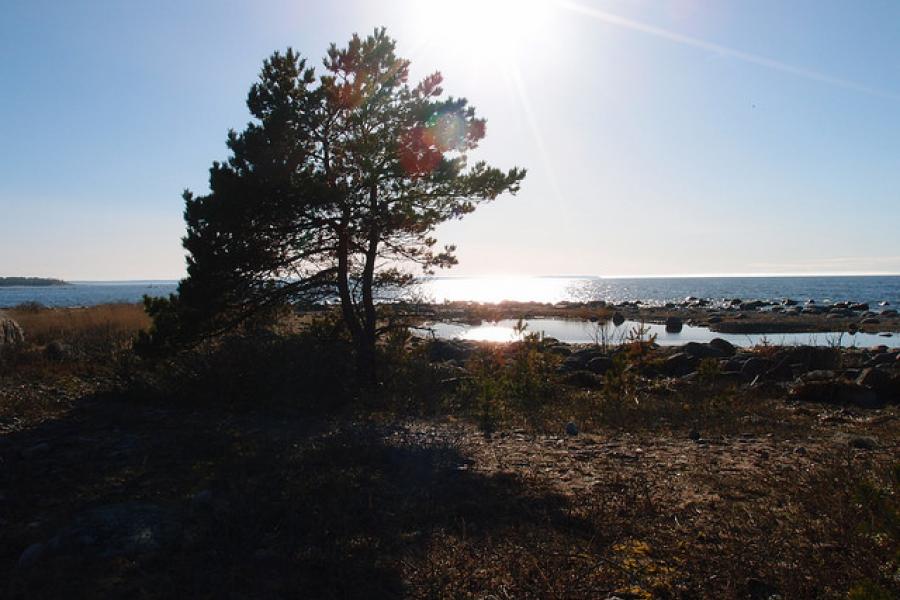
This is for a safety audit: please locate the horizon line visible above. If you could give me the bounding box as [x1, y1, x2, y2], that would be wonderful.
[18, 271, 900, 283]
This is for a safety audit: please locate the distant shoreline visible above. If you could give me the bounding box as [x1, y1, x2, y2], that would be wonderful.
[0, 277, 68, 287]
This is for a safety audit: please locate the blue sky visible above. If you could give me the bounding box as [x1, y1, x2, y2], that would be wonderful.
[2, 0, 898, 279]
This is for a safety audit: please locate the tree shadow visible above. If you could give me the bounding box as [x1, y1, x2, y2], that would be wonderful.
[1, 394, 594, 598]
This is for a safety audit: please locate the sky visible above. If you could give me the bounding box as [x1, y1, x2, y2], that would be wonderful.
[1, 0, 899, 280]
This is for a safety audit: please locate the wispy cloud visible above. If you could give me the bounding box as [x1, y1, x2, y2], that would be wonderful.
[557, 1, 900, 101]
[749, 256, 900, 274]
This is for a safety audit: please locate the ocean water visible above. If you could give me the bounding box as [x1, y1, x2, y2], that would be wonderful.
[1, 275, 898, 309]
[0, 281, 178, 308]
[418, 318, 897, 349]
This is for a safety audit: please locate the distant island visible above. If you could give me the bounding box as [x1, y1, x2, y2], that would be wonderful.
[0, 277, 68, 287]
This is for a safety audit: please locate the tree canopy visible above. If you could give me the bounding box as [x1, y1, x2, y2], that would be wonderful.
[143, 28, 526, 378]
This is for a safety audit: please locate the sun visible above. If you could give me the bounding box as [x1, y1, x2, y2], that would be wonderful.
[411, 0, 555, 59]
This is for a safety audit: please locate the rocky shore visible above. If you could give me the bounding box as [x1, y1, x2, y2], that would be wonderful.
[417, 296, 900, 335]
[426, 336, 900, 410]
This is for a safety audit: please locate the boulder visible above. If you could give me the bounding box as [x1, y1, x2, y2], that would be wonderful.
[880, 309, 898, 317]
[587, 356, 614, 375]
[857, 367, 891, 391]
[790, 381, 884, 409]
[21, 503, 181, 567]
[739, 300, 765, 311]
[741, 357, 771, 378]
[682, 342, 726, 359]
[664, 316, 683, 333]
[708, 337, 736, 357]
[44, 340, 73, 362]
[849, 303, 870, 311]
[663, 353, 697, 377]
[611, 312, 625, 326]
[427, 339, 472, 362]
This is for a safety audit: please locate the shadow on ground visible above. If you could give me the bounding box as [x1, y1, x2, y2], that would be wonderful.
[1, 394, 589, 599]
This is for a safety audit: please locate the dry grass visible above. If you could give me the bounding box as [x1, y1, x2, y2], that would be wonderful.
[7, 303, 150, 346]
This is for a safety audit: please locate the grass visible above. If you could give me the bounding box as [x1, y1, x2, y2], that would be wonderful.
[7, 302, 150, 347]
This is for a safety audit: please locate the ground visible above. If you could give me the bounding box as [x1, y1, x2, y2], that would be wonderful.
[1, 370, 897, 599]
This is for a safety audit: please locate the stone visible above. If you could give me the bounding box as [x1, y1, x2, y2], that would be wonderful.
[708, 337, 736, 357]
[850, 303, 869, 311]
[20, 442, 51, 459]
[682, 341, 725, 359]
[849, 436, 878, 450]
[741, 357, 771, 378]
[565, 422, 578, 436]
[427, 339, 472, 362]
[663, 353, 696, 376]
[49, 502, 181, 560]
[587, 356, 614, 375]
[44, 340, 73, 362]
[857, 367, 891, 390]
[740, 300, 764, 311]
[664, 316, 683, 333]
[17, 542, 45, 569]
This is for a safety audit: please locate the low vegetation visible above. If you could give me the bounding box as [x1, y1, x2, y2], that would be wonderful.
[1, 303, 898, 598]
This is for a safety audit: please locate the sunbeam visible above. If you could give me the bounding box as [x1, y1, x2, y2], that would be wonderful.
[557, 0, 900, 101]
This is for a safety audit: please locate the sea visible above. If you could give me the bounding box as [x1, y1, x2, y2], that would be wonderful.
[1, 275, 899, 309]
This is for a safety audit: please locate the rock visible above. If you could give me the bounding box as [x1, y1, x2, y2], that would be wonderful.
[665, 316, 683, 333]
[0, 316, 25, 346]
[46, 502, 181, 560]
[611, 312, 625, 327]
[741, 357, 771, 378]
[849, 436, 878, 450]
[708, 337, 736, 357]
[790, 381, 884, 409]
[850, 303, 869, 311]
[682, 341, 725, 359]
[865, 352, 896, 368]
[880, 309, 898, 317]
[565, 422, 578, 436]
[44, 340, 73, 362]
[860, 317, 880, 325]
[857, 367, 891, 390]
[427, 339, 472, 362]
[740, 300, 764, 311]
[688, 429, 701, 441]
[20, 442, 51, 459]
[663, 353, 696, 377]
[17, 542, 45, 569]
[191, 490, 214, 510]
[560, 370, 604, 389]
[801, 369, 837, 382]
[747, 578, 782, 600]
[547, 344, 572, 356]
[587, 356, 614, 375]
[707, 316, 722, 324]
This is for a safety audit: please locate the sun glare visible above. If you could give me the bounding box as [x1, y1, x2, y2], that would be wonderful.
[412, 0, 554, 58]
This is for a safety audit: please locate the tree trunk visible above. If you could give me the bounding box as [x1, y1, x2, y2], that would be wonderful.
[358, 186, 380, 387]
[336, 210, 370, 383]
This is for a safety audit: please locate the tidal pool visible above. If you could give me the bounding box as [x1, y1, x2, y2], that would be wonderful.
[416, 318, 897, 348]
